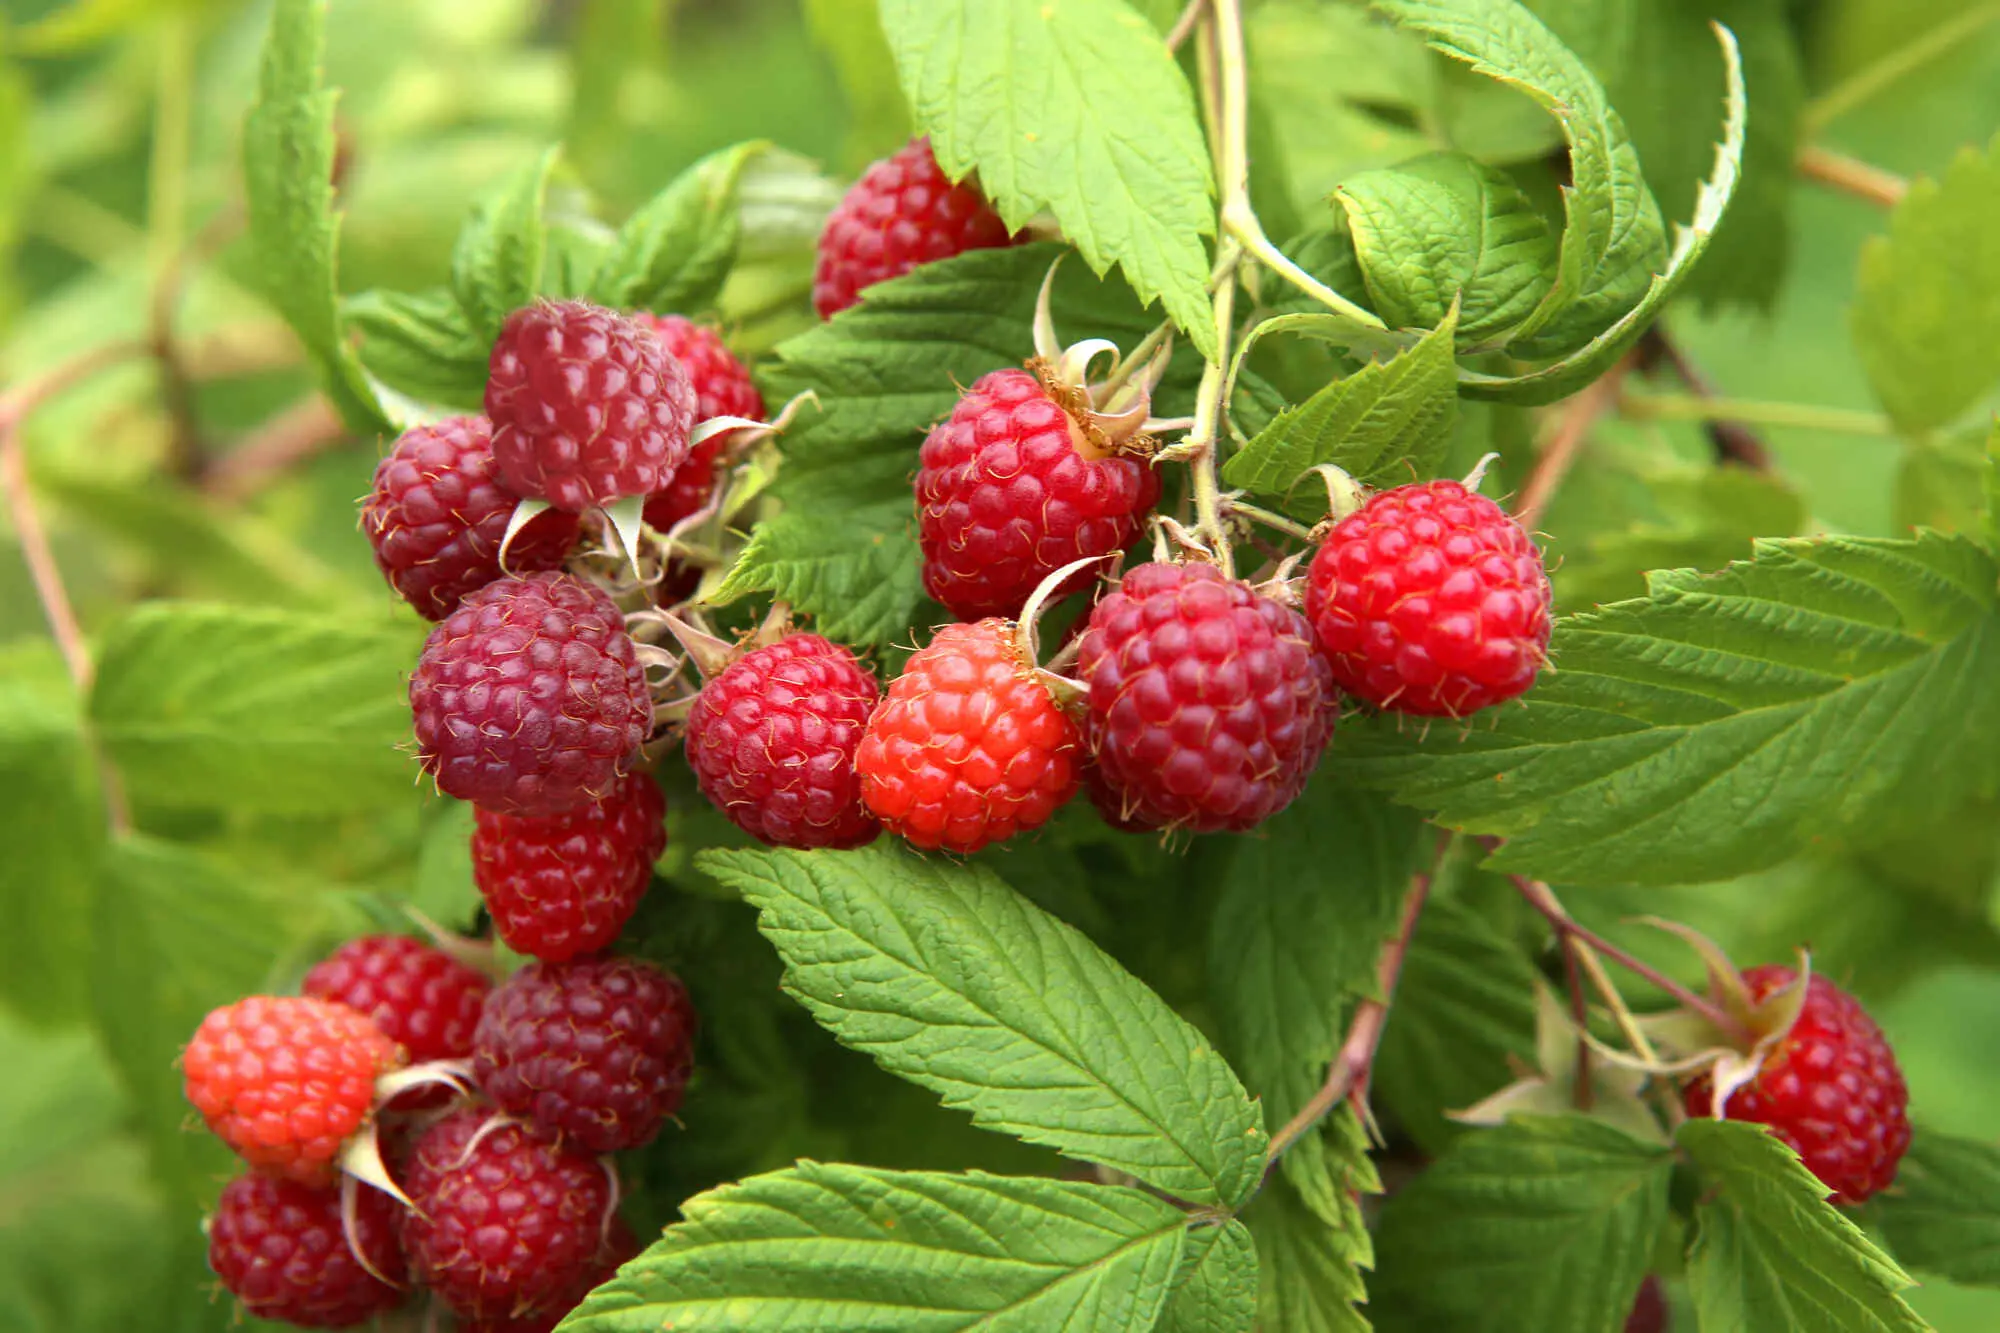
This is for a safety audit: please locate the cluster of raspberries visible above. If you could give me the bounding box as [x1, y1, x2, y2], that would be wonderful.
[185, 934, 695, 1328]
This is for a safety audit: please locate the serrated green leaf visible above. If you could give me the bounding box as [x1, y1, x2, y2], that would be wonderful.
[1158, 1220, 1259, 1333]
[876, 0, 1216, 355]
[1337, 153, 1556, 346]
[590, 141, 764, 315]
[1371, 1114, 1671, 1333]
[89, 604, 424, 815]
[1330, 533, 2000, 887]
[1370, 0, 1666, 357]
[568, 1164, 1187, 1332]
[1245, 1168, 1372, 1333]
[1222, 308, 1459, 502]
[712, 501, 925, 647]
[1680, 1119, 1928, 1332]
[451, 145, 557, 342]
[1372, 895, 1538, 1152]
[1872, 1130, 2000, 1288]
[699, 842, 1268, 1208]
[1557, 464, 1807, 608]
[345, 286, 489, 411]
[1854, 132, 2000, 435]
[1454, 21, 1747, 404]
[241, 0, 389, 433]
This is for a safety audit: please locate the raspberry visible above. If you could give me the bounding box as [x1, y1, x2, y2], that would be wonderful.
[303, 934, 491, 1063]
[207, 1173, 406, 1328]
[183, 996, 402, 1184]
[684, 633, 881, 849]
[813, 136, 1015, 319]
[472, 771, 667, 962]
[361, 415, 579, 621]
[463, 1221, 637, 1333]
[1682, 966, 1910, 1204]
[472, 956, 697, 1154]
[636, 314, 764, 535]
[411, 572, 653, 817]
[1306, 479, 1552, 716]
[399, 1110, 613, 1322]
[1625, 1276, 1667, 1333]
[916, 368, 1160, 621]
[486, 300, 697, 512]
[855, 618, 1080, 853]
[1077, 562, 1334, 833]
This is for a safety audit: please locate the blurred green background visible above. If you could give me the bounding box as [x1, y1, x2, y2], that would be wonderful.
[0, 1, 1995, 1329]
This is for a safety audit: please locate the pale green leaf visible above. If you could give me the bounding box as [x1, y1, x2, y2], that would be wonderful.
[711, 502, 925, 648]
[568, 1164, 1186, 1332]
[241, 0, 389, 433]
[876, 0, 1216, 355]
[1336, 153, 1556, 346]
[590, 141, 765, 315]
[1330, 534, 2000, 887]
[345, 286, 489, 411]
[1245, 1169, 1372, 1333]
[1873, 1130, 2000, 1288]
[1986, 420, 2000, 552]
[1680, 1119, 1928, 1332]
[1853, 132, 2000, 435]
[1557, 464, 1807, 608]
[698, 843, 1268, 1208]
[1372, 1115, 1672, 1332]
[451, 146, 557, 342]
[1158, 1220, 1259, 1333]
[89, 604, 424, 815]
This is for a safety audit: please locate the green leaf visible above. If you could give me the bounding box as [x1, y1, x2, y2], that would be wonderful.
[1158, 1220, 1259, 1333]
[1872, 1130, 2000, 1288]
[699, 842, 1268, 1209]
[1245, 1167, 1372, 1333]
[1987, 420, 2000, 553]
[451, 145, 557, 342]
[712, 502, 926, 647]
[590, 141, 765, 315]
[1371, 1114, 1672, 1333]
[568, 1164, 1187, 1332]
[1330, 533, 2000, 887]
[1372, 895, 1538, 1153]
[876, 0, 1216, 355]
[1370, 0, 1666, 357]
[1853, 132, 2000, 435]
[344, 286, 489, 411]
[1680, 1119, 1928, 1332]
[1222, 308, 1459, 502]
[241, 0, 389, 433]
[1556, 464, 1807, 608]
[1336, 153, 1555, 347]
[1454, 20, 1748, 404]
[89, 603, 424, 816]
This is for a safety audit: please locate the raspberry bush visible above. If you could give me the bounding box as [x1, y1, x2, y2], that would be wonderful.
[5, 1, 2000, 1331]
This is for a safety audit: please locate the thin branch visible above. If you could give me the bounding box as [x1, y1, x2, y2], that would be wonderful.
[1797, 144, 1908, 209]
[203, 395, 349, 502]
[1621, 389, 1895, 438]
[1555, 927, 1594, 1110]
[1635, 327, 1772, 471]
[1165, 0, 1206, 52]
[1803, 2, 2000, 135]
[1513, 353, 1635, 532]
[1226, 497, 1314, 541]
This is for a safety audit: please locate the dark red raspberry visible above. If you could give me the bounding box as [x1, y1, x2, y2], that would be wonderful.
[303, 934, 491, 1063]
[855, 618, 1080, 852]
[1078, 562, 1334, 833]
[1682, 966, 1910, 1204]
[462, 1220, 637, 1333]
[1306, 479, 1552, 717]
[813, 136, 1015, 319]
[361, 416, 579, 621]
[472, 771, 667, 962]
[486, 300, 697, 512]
[183, 996, 403, 1185]
[207, 1173, 405, 1328]
[636, 314, 764, 535]
[399, 1110, 613, 1322]
[916, 368, 1160, 622]
[684, 633, 880, 849]
[410, 572, 652, 817]
[472, 956, 697, 1154]
[1625, 1276, 1668, 1333]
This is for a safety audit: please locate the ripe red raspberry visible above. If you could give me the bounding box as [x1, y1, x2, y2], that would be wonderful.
[361, 415, 580, 621]
[916, 368, 1160, 622]
[462, 1221, 637, 1333]
[207, 1173, 406, 1328]
[1078, 562, 1334, 833]
[400, 1110, 613, 1322]
[636, 314, 764, 534]
[303, 934, 491, 1063]
[472, 956, 697, 1154]
[183, 996, 403, 1185]
[684, 633, 881, 849]
[1306, 479, 1552, 717]
[411, 571, 653, 817]
[472, 771, 667, 962]
[1682, 966, 1910, 1204]
[486, 300, 697, 512]
[813, 136, 1015, 319]
[855, 618, 1080, 853]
